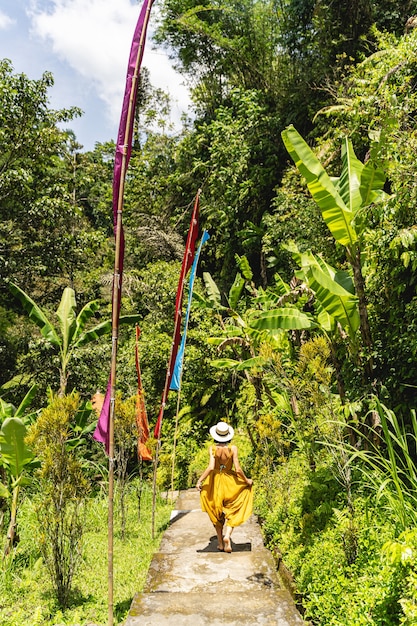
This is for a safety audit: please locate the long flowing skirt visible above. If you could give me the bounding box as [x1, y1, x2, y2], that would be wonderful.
[200, 469, 253, 527]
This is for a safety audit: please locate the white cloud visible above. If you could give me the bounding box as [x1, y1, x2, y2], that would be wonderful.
[28, 0, 191, 128]
[0, 10, 15, 30]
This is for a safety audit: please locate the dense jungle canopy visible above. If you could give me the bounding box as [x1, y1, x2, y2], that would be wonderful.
[2, 0, 417, 624]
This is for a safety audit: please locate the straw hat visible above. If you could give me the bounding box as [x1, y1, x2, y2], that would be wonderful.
[209, 421, 234, 442]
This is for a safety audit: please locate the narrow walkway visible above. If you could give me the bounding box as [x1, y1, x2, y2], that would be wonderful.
[125, 489, 305, 625]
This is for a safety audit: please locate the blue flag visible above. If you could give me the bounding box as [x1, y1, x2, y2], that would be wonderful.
[170, 230, 210, 391]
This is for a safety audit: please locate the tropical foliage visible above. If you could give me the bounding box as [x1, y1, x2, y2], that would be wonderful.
[2, 2, 417, 624]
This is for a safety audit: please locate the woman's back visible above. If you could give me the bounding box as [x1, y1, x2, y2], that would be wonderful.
[213, 445, 233, 471]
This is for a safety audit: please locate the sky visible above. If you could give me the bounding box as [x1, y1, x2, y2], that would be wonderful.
[0, 0, 192, 150]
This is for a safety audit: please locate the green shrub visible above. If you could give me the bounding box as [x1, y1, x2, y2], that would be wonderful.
[383, 529, 417, 625]
[0, 480, 172, 625]
[26, 392, 90, 608]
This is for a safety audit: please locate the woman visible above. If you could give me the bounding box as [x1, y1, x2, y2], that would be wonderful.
[196, 421, 253, 553]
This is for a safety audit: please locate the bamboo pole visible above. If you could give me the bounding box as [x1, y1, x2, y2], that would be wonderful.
[169, 229, 209, 501]
[151, 440, 160, 540]
[107, 4, 153, 624]
[170, 390, 182, 502]
[151, 191, 201, 538]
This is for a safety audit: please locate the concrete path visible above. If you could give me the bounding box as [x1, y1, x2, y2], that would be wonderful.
[124, 489, 305, 625]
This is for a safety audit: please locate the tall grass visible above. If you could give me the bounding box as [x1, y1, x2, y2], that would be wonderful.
[349, 398, 417, 532]
[0, 480, 172, 626]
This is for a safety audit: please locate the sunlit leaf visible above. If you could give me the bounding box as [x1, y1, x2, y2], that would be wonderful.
[236, 356, 267, 370]
[0, 417, 34, 478]
[281, 125, 357, 247]
[56, 288, 77, 358]
[210, 358, 240, 369]
[14, 385, 38, 419]
[75, 314, 141, 347]
[252, 307, 317, 330]
[9, 282, 61, 346]
[203, 272, 224, 310]
[228, 272, 245, 309]
[235, 254, 253, 281]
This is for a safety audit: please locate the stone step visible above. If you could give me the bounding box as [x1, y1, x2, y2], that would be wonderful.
[124, 491, 306, 626]
[126, 590, 305, 625]
[144, 549, 280, 594]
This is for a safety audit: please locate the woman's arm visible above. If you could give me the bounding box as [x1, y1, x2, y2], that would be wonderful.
[196, 446, 215, 491]
[231, 445, 253, 486]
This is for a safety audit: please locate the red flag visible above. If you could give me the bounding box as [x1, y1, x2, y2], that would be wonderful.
[93, 0, 154, 453]
[154, 190, 201, 439]
[135, 326, 152, 461]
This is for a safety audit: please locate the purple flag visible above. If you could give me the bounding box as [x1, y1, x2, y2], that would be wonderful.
[94, 0, 154, 453]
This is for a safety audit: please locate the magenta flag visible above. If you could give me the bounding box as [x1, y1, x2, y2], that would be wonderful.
[154, 191, 201, 440]
[93, 0, 154, 453]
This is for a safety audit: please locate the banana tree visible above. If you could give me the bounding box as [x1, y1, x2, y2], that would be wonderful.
[286, 242, 360, 343]
[281, 125, 387, 383]
[0, 419, 36, 555]
[202, 252, 322, 372]
[255, 244, 361, 400]
[9, 283, 140, 396]
[199, 259, 273, 436]
[202, 264, 260, 369]
[0, 385, 38, 554]
[203, 259, 318, 427]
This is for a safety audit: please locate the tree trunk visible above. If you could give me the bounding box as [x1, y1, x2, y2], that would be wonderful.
[59, 368, 68, 397]
[349, 246, 375, 385]
[3, 485, 19, 556]
[329, 339, 346, 404]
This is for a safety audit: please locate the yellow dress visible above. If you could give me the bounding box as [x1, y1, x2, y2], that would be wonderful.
[200, 445, 253, 528]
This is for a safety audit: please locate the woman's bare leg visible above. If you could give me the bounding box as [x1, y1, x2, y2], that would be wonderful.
[223, 525, 233, 553]
[214, 523, 224, 550]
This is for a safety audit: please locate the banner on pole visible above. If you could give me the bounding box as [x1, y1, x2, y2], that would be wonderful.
[170, 230, 210, 391]
[93, 0, 155, 453]
[154, 191, 201, 439]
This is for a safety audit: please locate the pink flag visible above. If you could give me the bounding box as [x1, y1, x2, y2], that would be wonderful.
[154, 191, 201, 440]
[94, 0, 154, 453]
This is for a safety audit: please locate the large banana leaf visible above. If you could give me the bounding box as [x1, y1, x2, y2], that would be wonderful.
[0, 417, 34, 479]
[236, 356, 267, 371]
[251, 307, 317, 331]
[274, 275, 291, 296]
[74, 314, 142, 347]
[361, 164, 386, 205]
[9, 282, 61, 346]
[336, 139, 363, 213]
[335, 139, 386, 236]
[75, 299, 100, 338]
[203, 272, 224, 310]
[317, 309, 336, 333]
[210, 356, 267, 371]
[293, 247, 360, 338]
[56, 287, 77, 358]
[207, 336, 234, 347]
[210, 358, 240, 369]
[14, 385, 38, 420]
[0, 399, 15, 420]
[281, 125, 357, 248]
[308, 264, 360, 337]
[228, 272, 245, 309]
[235, 254, 253, 281]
